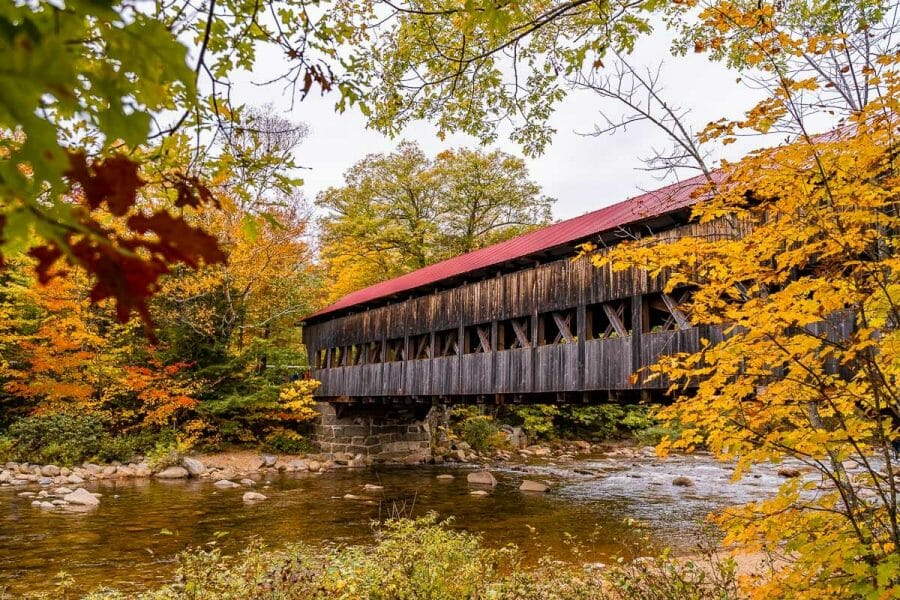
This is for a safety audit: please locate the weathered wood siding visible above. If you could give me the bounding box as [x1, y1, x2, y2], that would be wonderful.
[301, 219, 779, 401]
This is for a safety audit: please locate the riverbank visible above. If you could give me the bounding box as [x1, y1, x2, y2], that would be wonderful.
[0, 441, 812, 595]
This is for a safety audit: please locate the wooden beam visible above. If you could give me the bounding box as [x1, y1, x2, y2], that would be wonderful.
[661, 293, 691, 330]
[511, 318, 531, 348]
[602, 303, 628, 337]
[476, 325, 492, 353]
[552, 311, 575, 343]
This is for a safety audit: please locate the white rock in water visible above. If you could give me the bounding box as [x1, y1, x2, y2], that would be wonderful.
[470, 490, 489, 496]
[181, 458, 206, 477]
[519, 480, 550, 493]
[213, 480, 240, 489]
[67, 474, 85, 484]
[362, 484, 384, 492]
[436, 474, 454, 480]
[240, 479, 255, 487]
[155, 466, 189, 479]
[64, 488, 100, 506]
[243, 492, 267, 502]
[466, 471, 497, 486]
[53, 487, 74, 495]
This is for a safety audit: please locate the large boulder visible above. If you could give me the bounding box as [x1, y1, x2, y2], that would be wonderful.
[156, 466, 189, 479]
[672, 476, 694, 487]
[467, 471, 497, 486]
[257, 454, 278, 469]
[41, 465, 61, 477]
[64, 487, 100, 506]
[519, 480, 550, 493]
[67, 474, 85, 485]
[181, 458, 206, 477]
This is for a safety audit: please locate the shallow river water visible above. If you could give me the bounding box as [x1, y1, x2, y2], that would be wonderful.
[0, 452, 790, 595]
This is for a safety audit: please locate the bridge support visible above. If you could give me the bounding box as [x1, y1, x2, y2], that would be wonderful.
[314, 401, 447, 460]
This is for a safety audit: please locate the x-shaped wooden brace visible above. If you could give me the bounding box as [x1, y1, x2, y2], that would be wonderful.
[551, 311, 576, 344]
[412, 335, 432, 360]
[439, 331, 459, 357]
[509, 318, 532, 349]
[474, 324, 492, 353]
[601, 302, 629, 337]
[649, 290, 691, 331]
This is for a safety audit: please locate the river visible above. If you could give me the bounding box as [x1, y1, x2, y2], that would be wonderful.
[0, 450, 791, 595]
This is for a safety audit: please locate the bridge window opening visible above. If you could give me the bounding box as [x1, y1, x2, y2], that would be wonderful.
[645, 289, 693, 332]
[334, 346, 346, 366]
[410, 333, 432, 360]
[498, 316, 532, 350]
[365, 341, 383, 364]
[586, 301, 632, 339]
[464, 323, 493, 354]
[315, 348, 327, 368]
[385, 338, 405, 362]
[435, 329, 460, 357]
[538, 309, 577, 345]
[345, 344, 361, 366]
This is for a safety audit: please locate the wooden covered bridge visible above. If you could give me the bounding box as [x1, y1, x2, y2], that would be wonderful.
[302, 173, 735, 408]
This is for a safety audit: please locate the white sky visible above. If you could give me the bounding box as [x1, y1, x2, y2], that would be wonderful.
[229, 28, 771, 221]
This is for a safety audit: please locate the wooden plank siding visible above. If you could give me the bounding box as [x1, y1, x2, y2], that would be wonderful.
[301, 219, 776, 402]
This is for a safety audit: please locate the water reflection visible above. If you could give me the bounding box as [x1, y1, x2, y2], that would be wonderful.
[0, 456, 780, 594]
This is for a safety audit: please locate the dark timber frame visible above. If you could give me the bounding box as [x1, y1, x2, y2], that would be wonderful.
[302, 218, 743, 404]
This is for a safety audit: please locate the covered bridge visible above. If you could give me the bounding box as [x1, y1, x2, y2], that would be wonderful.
[302, 173, 730, 406]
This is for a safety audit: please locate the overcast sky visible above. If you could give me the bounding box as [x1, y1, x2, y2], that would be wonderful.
[230, 28, 772, 221]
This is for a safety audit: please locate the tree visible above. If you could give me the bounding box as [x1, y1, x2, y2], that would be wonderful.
[317, 141, 552, 299]
[0, 0, 339, 324]
[584, 2, 900, 596]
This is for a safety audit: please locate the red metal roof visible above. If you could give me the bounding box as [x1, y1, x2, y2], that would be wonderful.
[307, 172, 713, 321]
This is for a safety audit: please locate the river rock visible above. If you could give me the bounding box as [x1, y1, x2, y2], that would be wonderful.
[240, 478, 255, 487]
[778, 467, 802, 478]
[67, 474, 85, 485]
[38, 477, 53, 486]
[0, 470, 12, 484]
[156, 466, 189, 479]
[362, 484, 383, 492]
[243, 491, 267, 502]
[343, 494, 363, 500]
[64, 488, 100, 506]
[672, 476, 694, 487]
[467, 471, 497, 486]
[403, 451, 429, 465]
[519, 480, 550, 493]
[258, 454, 278, 469]
[348, 455, 368, 468]
[470, 490, 489, 496]
[54, 486, 74, 495]
[41, 465, 60, 477]
[214, 479, 240, 489]
[307, 460, 321, 472]
[436, 474, 454, 480]
[287, 460, 309, 472]
[117, 466, 135, 478]
[182, 458, 206, 477]
[134, 463, 152, 478]
[18, 491, 36, 497]
[82, 463, 101, 474]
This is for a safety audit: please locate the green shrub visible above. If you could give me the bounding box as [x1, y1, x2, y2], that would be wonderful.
[0, 436, 14, 463]
[146, 439, 182, 471]
[450, 406, 505, 452]
[511, 404, 560, 439]
[79, 516, 740, 600]
[264, 428, 315, 454]
[6, 414, 108, 465]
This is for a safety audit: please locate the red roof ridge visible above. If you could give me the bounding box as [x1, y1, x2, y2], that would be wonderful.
[306, 171, 713, 321]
